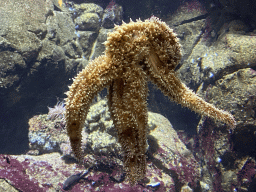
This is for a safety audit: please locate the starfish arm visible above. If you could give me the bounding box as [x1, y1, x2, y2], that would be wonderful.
[65, 56, 118, 161]
[146, 51, 236, 128]
[167, 74, 236, 128]
[147, 66, 236, 128]
[108, 66, 148, 185]
[177, 82, 236, 128]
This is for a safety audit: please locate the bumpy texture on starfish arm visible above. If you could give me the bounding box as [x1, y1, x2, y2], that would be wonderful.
[146, 52, 236, 128]
[65, 55, 119, 160]
[65, 16, 236, 185]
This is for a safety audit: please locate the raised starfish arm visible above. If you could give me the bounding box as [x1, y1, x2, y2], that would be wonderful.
[146, 52, 236, 129]
[65, 56, 119, 161]
[176, 80, 236, 128]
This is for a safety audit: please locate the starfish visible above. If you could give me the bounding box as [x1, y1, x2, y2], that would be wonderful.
[65, 16, 236, 185]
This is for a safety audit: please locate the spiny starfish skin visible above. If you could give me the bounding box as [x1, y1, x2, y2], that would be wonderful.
[65, 16, 236, 185]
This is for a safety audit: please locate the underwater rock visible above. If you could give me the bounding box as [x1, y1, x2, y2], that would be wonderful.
[0, 154, 45, 191]
[28, 114, 67, 155]
[177, 30, 256, 89]
[180, 185, 193, 192]
[0, 51, 26, 89]
[219, 0, 256, 27]
[0, 0, 104, 154]
[0, 179, 18, 192]
[224, 34, 256, 67]
[73, 3, 104, 17]
[77, 31, 98, 57]
[0, 0, 49, 154]
[196, 68, 256, 191]
[75, 13, 101, 31]
[102, 3, 123, 29]
[147, 112, 200, 190]
[88, 28, 114, 60]
[199, 68, 256, 128]
[46, 11, 76, 46]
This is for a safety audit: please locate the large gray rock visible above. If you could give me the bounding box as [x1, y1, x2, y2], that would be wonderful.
[0, 0, 107, 154]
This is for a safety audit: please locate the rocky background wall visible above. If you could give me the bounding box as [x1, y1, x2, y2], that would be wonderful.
[0, 0, 256, 191]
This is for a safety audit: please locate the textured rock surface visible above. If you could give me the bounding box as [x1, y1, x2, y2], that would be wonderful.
[0, 1, 115, 154]
[195, 68, 256, 191]
[1, 107, 198, 191]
